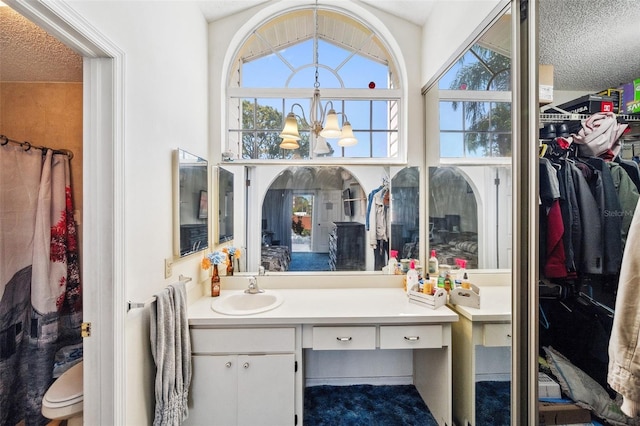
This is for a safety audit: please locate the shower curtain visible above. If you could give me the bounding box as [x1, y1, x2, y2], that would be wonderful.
[0, 144, 82, 425]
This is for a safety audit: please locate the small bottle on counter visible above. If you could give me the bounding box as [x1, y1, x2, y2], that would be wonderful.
[423, 273, 434, 295]
[428, 250, 439, 274]
[444, 270, 452, 293]
[461, 271, 471, 290]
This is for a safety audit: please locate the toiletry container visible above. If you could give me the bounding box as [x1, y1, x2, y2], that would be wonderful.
[428, 250, 439, 274]
[42, 360, 84, 426]
[406, 259, 420, 292]
[385, 250, 399, 274]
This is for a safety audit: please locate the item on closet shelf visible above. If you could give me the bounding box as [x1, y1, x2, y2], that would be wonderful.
[408, 287, 447, 310]
[428, 249, 439, 274]
[405, 259, 420, 292]
[556, 94, 615, 115]
[572, 111, 628, 158]
[619, 78, 640, 114]
[539, 64, 554, 105]
[597, 88, 623, 114]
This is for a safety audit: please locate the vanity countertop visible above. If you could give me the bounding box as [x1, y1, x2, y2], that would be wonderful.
[447, 285, 511, 322]
[188, 287, 459, 326]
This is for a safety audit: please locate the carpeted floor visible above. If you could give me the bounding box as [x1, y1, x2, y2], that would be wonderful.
[288, 252, 330, 271]
[303, 382, 510, 426]
[303, 385, 439, 426]
[476, 381, 511, 426]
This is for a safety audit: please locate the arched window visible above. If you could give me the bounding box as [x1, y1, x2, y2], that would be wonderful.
[226, 7, 402, 160]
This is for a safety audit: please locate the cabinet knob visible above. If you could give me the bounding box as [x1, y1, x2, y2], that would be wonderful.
[225, 362, 232, 368]
[404, 336, 420, 341]
[336, 337, 352, 342]
[243, 362, 250, 369]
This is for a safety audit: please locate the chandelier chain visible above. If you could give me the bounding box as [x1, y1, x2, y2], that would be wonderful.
[314, 0, 320, 89]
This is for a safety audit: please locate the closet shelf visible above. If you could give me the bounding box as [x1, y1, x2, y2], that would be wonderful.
[540, 112, 640, 123]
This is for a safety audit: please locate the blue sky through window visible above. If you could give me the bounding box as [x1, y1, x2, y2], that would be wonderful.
[240, 40, 395, 158]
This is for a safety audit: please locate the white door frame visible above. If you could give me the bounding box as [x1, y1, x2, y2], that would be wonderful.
[6, 1, 125, 424]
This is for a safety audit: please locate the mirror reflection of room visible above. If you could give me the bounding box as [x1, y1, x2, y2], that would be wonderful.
[176, 149, 209, 257]
[217, 167, 234, 244]
[259, 166, 420, 272]
[260, 166, 366, 272]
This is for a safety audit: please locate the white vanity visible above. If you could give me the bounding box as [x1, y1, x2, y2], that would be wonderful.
[448, 286, 512, 426]
[186, 287, 459, 426]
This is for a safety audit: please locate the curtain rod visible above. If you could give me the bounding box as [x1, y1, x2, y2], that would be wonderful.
[0, 134, 74, 159]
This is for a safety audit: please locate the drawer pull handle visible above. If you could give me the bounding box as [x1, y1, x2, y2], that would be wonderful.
[507, 334, 512, 338]
[336, 337, 352, 342]
[243, 362, 250, 369]
[225, 362, 232, 368]
[404, 336, 420, 341]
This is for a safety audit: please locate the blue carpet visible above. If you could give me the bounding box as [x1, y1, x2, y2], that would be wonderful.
[303, 385, 438, 426]
[476, 381, 510, 426]
[289, 252, 330, 271]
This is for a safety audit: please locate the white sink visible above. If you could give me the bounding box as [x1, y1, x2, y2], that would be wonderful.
[211, 291, 284, 315]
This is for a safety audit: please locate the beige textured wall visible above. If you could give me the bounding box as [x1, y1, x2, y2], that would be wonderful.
[0, 81, 83, 247]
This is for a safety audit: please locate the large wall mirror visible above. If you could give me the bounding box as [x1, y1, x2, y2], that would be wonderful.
[173, 148, 209, 257]
[217, 167, 234, 243]
[429, 165, 511, 270]
[258, 166, 419, 272]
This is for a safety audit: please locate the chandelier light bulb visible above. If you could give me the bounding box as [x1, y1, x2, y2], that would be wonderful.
[338, 121, 357, 147]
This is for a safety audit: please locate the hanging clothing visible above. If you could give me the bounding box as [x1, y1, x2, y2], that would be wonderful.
[606, 161, 639, 248]
[368, 188, 389, 248]
[365, 185, 384, 231]
[568, 160, 603, 274]
[608, 200, 640, 417]
[586, 157, 623, 274]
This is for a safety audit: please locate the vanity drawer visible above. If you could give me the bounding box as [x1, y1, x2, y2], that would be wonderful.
[482, 323, 512, 347]
[379, 325, 443, 349]
[312, 326, 376, 350]
[190, 327, 295, 353]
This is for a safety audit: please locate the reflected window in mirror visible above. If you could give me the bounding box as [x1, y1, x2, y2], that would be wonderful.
[175, 149, 209, 257]
[430, 9, 512, 270]
[217, 167, 234, 244]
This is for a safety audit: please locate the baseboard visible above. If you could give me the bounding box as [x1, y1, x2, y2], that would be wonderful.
[476, 373, 511, 382]
[305, 375, 413, 387]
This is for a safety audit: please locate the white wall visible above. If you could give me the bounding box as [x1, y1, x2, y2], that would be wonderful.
[66, 1, 209, 423]
[421, 0, 506, 88]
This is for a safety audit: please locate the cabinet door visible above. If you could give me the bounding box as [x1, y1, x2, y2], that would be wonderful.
[187, 355, 238, 426]
[237, 354, 295, 426]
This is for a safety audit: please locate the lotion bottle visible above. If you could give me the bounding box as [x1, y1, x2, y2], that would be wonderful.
[428, 250, 439, 275]
[406, 259, 420, 292]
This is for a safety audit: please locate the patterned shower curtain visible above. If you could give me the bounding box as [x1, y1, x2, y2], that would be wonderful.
[0, 144, 82, 425]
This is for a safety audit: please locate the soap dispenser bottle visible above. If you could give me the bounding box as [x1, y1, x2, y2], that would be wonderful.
[406, 259, 420, 292]
[428, 250, 439, 274]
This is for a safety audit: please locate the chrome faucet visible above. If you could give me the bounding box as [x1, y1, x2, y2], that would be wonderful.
[245, 276, 264, 294]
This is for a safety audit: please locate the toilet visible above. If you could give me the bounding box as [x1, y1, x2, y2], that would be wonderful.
[42, 361, 83, 426]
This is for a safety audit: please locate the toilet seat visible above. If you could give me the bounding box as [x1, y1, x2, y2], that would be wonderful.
[42, 361, 83, 419]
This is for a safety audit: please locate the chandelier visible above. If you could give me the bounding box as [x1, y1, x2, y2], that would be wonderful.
[279, 2, 358, 152]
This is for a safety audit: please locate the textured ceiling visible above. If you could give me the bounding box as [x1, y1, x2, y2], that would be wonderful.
[538, 0, 640, 92]
[0, 7, 82, 82]
[1, 1, 638, 92]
